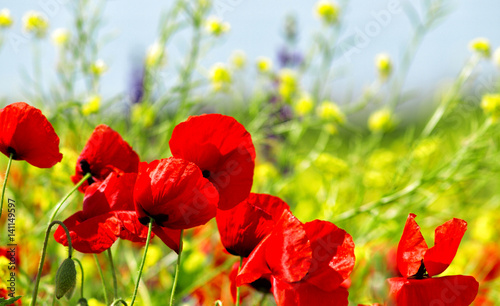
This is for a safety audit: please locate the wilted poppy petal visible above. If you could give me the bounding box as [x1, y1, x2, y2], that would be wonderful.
[151, 225, 181, 253]
[388, 275, 479, 306]
[272, 276, 349, 306]
[216, 193, 290, 257]
[397, 214, 428, 278]
[169, 114, 256, 210]
[0, 102, 62, 168]
[72, 124, 140, 192]
[134, 158, 219, 230]
[301, 220, 355, 291]
[424, 218, 467, 277]
[265, 210, 311, 283]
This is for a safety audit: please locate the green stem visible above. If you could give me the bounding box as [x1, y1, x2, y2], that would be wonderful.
[111, 299, 128, 306]
[130, 218, 154, 306]
[235, 256, 243, 306]
[107, 248, 118, 301]
[0, 152, 13, 221]
[94, 254, 109, 305]
[49, 172, 91, 224]
[31, 221, 73, 306]
[256, 293, 267, 306]
[421, 55, 480, 138]
[72, 258, 85, 299]
[169, 229, 184, 306]
[332, 180, 422, 222]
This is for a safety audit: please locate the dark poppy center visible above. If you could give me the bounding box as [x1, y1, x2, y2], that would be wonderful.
[140, 210, 169, 227]
[202, 170, 211, 178]
[410, 260, 429, 279]
[250, 277, 272, 293]
[80, 160, 95, 185]
[153, 214, 169, 225]
[6, 147, 18, 159]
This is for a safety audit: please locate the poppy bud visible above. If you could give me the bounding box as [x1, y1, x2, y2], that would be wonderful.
[77, 298, 89, 306]
[55, 258, 77, 299]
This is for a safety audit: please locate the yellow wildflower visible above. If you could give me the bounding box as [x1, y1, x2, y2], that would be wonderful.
[23, 11, 49, 38]
[0, 9, 13, 28]
[368, 108, 394, 132]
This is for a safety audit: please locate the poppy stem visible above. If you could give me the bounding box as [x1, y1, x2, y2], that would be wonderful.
[48, 172, 92, 225]
[130, 217, 154, 306]
[257, 292, 267, 306]
[31, 221, 73, 306]
[107, 248, 119, 301]
[111, 299, 128, 306]
[72, 258, 85, 299]
[94, 254, 110, 305]
[235, 256, 243, 306]
[0, 152, 14, 221]
[169, 229, 184, 306]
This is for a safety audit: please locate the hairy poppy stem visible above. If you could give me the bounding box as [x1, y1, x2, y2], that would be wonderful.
[48, 172, 92, 225]
[94, 254, 110, 305]
[169, 229, 184, 306]
[107, 248, 119, 301]
[235, 256, 243, 306]
[0, 152, 14, 221]
[31, 221, 73, 306]
[72, 258, 85, 299]
[130, 217, 153, 306]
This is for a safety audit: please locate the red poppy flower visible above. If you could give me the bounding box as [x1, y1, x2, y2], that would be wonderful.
[216, 193, 290, 257]
[72, 124, 140, 192]
[237, 214, 355, 306]
[134, 157, 219, 231]
[169, 114, 256, 210]
[387, 214, 479, 305]
[53, 172, 176, 253]
[0, 102, 62, 168]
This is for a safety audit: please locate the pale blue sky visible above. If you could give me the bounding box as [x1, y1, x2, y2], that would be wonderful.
[0, 0, 499, 105]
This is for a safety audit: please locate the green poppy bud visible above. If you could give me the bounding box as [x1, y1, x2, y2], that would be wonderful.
[77, 298, 89, 306]
[55, 258, 77, 299]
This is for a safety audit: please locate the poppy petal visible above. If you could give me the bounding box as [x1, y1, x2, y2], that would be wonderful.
[302, 220, 355, 291]
[54, 212, 118, 253]
[72, 124, 140, 192]
[82, 172, 137, 219]
[0, 102, 62, 168]
[151, 225, 181, 253]
[216, 193, 290, 257]
[272, 276, 349, 306]
[424, 218, 467, 277]
[265, 210, 312, 283]
[237, 234, 273, 286]
[397, 214, 428, 278]
[54, 210, 150, 254]
[169, 114, 256, 210]
[388, 275, 479, 306]
[134, 158, 219, 230]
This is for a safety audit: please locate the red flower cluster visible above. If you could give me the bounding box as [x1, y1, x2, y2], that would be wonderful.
[0, 102, 62, 168]
[56, 114, 256, 254]
[387, 214, 479, 305]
